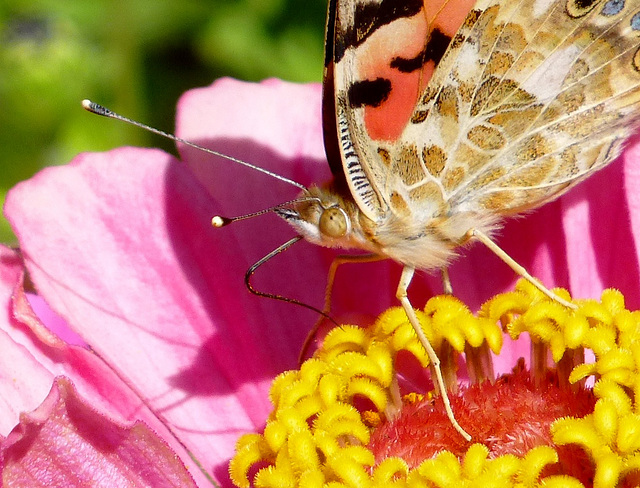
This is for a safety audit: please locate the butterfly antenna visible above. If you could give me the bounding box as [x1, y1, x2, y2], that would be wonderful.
[211, 196, 320, 228]
[82, 100, 307, 190]
[245, 235, 339, 327]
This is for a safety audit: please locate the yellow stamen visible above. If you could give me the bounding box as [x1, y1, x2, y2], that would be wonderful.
[231, 280, 640, 487]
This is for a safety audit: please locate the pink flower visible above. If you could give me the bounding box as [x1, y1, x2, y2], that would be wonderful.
[1, 78, 640, 486]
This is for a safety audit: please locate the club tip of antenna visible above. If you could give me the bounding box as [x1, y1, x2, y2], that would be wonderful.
[82, 99, 109, 116]
[211, 215, 232, 228]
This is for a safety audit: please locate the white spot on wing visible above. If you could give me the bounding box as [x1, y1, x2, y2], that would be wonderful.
[520, 45, 581, 100]
[455, 43, 481, 81]
[533, 0, 556, 18]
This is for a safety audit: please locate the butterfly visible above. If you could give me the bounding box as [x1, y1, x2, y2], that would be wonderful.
[270, 0, 640, 439]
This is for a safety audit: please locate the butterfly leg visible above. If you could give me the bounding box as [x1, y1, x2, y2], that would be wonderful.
[441, 267, 453, 295]
[472, 229, 577, 310]
[397, 266, 472, 441]
[299, 253, 384, 364]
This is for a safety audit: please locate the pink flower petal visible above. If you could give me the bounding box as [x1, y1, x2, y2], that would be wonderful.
[4, 150, 289, 485]
[35, 298, 86, 345]
[2, 377, 196, 487]
[177, 78, 327, 194]
[562, 161, 640, 305]
[0, 245, 212, 486]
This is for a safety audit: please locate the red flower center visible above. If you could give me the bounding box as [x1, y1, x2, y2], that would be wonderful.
[368, 363, 595, 484]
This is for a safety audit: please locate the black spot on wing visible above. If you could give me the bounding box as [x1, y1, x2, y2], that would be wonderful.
[390, 28, 452, 73]
[566, 0, 600, 17]
[424, 29, 451, 66]
[575, 0, 598, 8]
[335, 0, 423, 62]
[347, 78, 392, 108]
[391, 52, 425, 73]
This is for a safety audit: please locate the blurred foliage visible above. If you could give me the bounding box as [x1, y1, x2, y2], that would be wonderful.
[0, 0, 327, 243]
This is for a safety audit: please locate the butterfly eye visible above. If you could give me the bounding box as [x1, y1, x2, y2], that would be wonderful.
[319, 207, 349, 238]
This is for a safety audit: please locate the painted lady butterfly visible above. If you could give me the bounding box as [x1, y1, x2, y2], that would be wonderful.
[274, 0, 640, 439]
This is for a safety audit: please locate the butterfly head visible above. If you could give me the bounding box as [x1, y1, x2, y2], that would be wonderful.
[275, 185, 378, 252]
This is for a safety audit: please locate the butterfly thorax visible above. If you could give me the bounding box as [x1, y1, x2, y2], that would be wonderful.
[372, 204, 500, 270]
[277, 183, 498, 271]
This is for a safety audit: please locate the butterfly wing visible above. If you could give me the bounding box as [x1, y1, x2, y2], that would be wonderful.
[326, 0, 476, 222]
[413, 0, 640, 216]
[328, 0, 640, 228]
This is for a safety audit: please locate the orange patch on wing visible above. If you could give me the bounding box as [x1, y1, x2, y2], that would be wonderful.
[425, 0, 477, 36]
[359, 15, 430, 142]
[358, 0, 477, 142]
[364, 69, 431, 142]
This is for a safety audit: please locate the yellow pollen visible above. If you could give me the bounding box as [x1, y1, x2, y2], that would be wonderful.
[230, 280, 640, 487]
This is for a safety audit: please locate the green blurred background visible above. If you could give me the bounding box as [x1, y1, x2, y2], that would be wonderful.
[0, 0, 327, 243]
